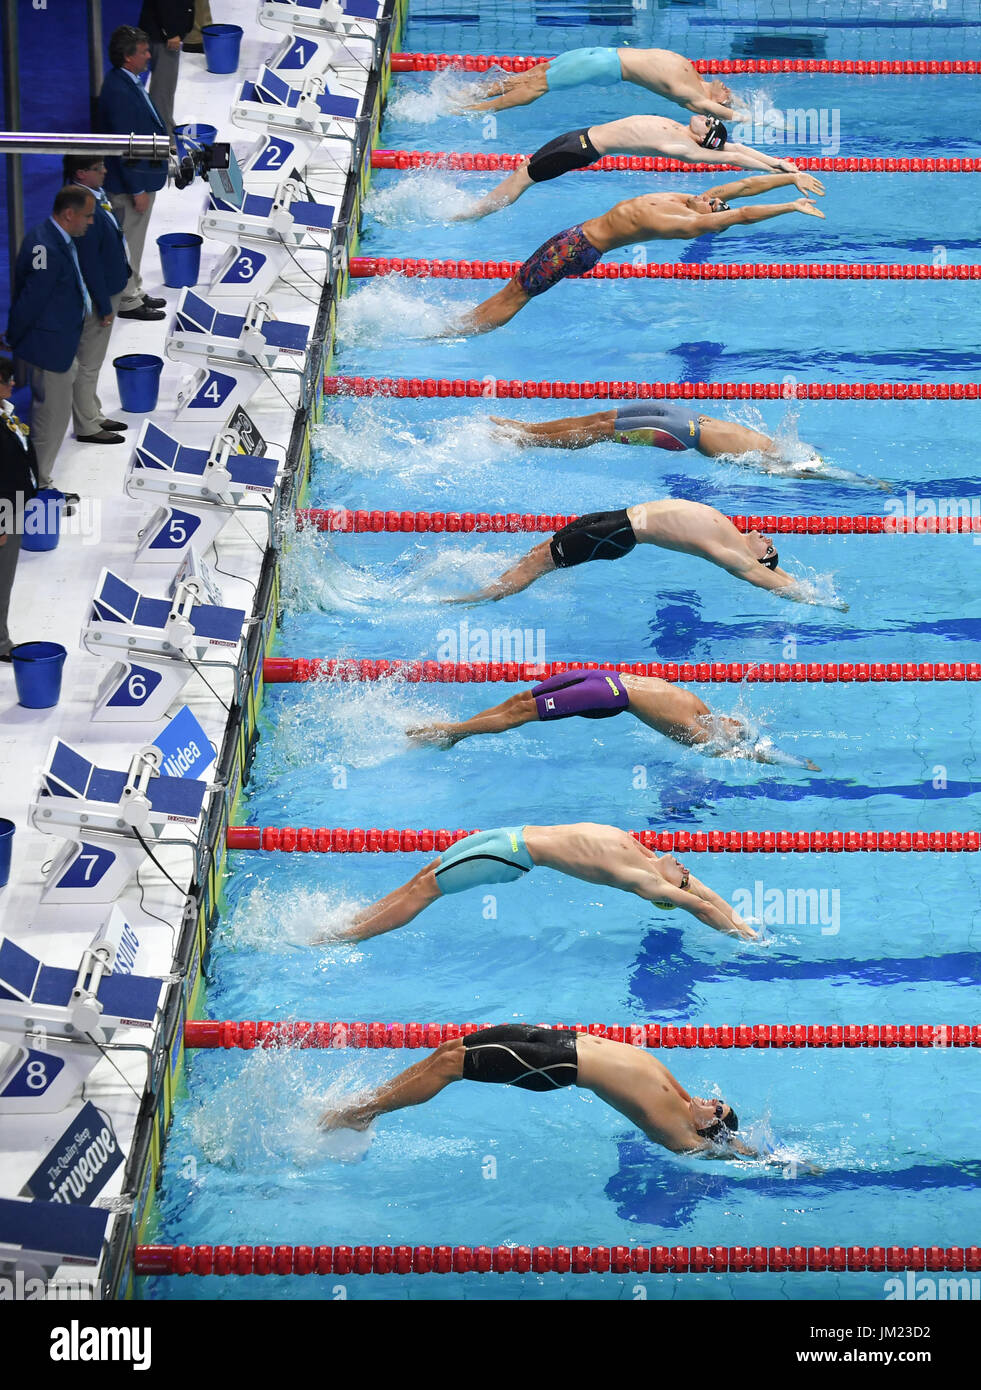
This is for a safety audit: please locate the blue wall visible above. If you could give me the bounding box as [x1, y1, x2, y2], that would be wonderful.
[0, 0, 138, 314]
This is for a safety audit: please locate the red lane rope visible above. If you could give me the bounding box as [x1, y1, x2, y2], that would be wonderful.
[262, 658, 981, 685]
[323, 375, 981, 401]
[185, 1020, 981, 1051]
[350, 255, 981, 282]
[296, 507, 981, 535]
[225, 826, 981, 853]
[391, 52, 981, 77]
[134, 1241, 981, 1277]
[375, 150, 981, 175]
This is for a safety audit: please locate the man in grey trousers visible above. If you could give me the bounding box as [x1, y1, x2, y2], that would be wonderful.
[139, 1, 196, 134]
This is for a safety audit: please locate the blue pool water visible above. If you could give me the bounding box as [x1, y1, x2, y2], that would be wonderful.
[148, 4, 981, 1302]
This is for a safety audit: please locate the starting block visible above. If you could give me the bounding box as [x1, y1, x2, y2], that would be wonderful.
[169, 289, 311, 417]
[83, 567, 248, 722]
[0, 1197, 110, 1282]
[29, 713, 212, 905]
[258, 0, 384, 43]
[230, 63, 364, 158]
[200, 176, 339, 297]
[0, 909, 164, 1114]
[265, 27, 376, 79]
[125, 420, 280, 564]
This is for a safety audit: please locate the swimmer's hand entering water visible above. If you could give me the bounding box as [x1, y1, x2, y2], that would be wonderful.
[793, 196, 825, 219]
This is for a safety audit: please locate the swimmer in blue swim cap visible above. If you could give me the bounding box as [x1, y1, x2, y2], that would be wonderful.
[460, 46, 745, 122]
[318, 821, 757, 943]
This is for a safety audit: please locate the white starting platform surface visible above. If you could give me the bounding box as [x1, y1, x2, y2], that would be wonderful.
[124, 420, 281, 566]
[0, 0, 377, 1289]
[168, 288, 312, 416]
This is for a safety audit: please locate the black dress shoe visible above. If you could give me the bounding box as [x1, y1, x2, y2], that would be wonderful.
[118, 305, 166, 321]
[76, 431, 124, 444]
[142, 295, 167, 310]
[0, 652, 12, 663]
[182, 41, 204, 52]
[100, 418, 128, 431]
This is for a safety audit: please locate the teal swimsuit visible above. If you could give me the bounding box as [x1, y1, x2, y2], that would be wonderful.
[434, 827, 535, 895]
[545, 47, 624, 90]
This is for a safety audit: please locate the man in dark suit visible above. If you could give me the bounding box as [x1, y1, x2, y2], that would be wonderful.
[6, 187, 95, 491]
[65, 155, 161, 446]
[97, 25, 169, 321]
[0, 358, 39, 661]
[139, 2, 195, 134]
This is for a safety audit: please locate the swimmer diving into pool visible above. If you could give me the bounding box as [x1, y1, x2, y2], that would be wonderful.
[445, 499, 848, 609]
[317, 822, 757, 943]
[452, 174, 825, 336]
[407, 668, 819, 770]
[319, 1028, 757, 1161]
[454, 115, 821, 220]
[459, 46, 745, 121]
[488, 401, 888, 489]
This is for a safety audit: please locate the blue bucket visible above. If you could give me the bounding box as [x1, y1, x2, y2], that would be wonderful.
[157, 232, 203, 288]
[21, 488, 64, 553]
[10, 641, 67, 709]
[202, 23, 244, 74]
[114, 354, 164, 413]
[174, 123, 218, 162]
[0, 819, 13, 889]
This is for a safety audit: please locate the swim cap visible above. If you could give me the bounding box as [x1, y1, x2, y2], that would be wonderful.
[759, 543, 780, 571]
[652, 899, 677, 911]
[699, 118, 728, 150]
[698, 1107, 739, 1141]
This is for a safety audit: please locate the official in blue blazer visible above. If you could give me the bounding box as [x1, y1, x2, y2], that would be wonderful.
[97, 25, 170, 320]
[65, 155, 157, 446]
[5, 187, 95, 490]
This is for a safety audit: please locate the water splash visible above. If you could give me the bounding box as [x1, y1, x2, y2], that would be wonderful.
[312, 406, 504, 489]
[366, 171, 477, 225]
[385, 66, 487, 124]
[218, 881, 368, 951]
[189, 1050, 371, 1169]
[337, 276, 473, 347]
[269, 675, 452, 771]
[280, 528, 514, 613]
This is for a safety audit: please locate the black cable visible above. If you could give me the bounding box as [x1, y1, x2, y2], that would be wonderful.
[132, 825, 192, 901]
[184, 655, 232, 713]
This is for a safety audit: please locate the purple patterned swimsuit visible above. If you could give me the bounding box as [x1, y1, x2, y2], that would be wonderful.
[516, 223, 603, 298]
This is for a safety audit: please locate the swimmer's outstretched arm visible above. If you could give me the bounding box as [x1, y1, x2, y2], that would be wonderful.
[444, 539, 555, 603]
[715, 141, 801, 175]
[451, 164, 532, 221]
[449, 279, 531, 337]
[701, 170, 825, 201]
[316, 858, 443, 943]
[628, 873, 759, 939]
[407, 690, 539, 746]
[711, 547, 843, 605]
[319, 1039, 464, 1131]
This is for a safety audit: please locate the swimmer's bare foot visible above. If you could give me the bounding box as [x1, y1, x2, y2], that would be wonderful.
[318, 1106, 373, 1132]
[406, 722, 462, 748]
[803, 758, 821, 772]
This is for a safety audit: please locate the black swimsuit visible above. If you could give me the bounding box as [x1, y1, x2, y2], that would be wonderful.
[462, 1025, 579, 1092]
[549, 508, 638, 568]
[526, 127, 601, 183]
